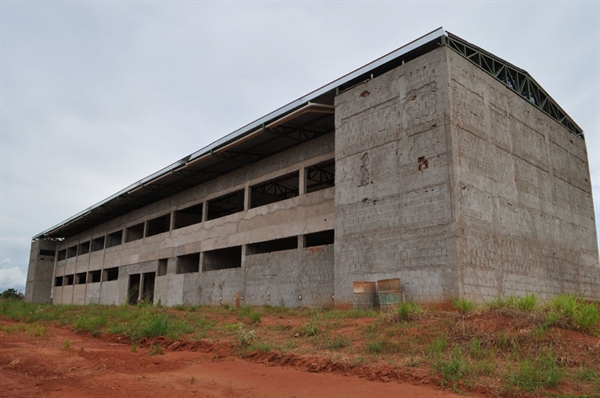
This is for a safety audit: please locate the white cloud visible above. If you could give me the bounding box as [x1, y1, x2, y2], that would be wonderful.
[0, 266, 27, 292]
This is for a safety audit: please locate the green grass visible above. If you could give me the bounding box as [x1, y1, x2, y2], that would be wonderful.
[397, 301, 423, 321]
[516, 293, 538, 312]
[434, 347, 469, 387]
[1, 296, 599, 397]
[547, 295, 600, 335]
[0, 322, 48, 337]
[504, 350, 562, 392]
[452, 298, 476, 314]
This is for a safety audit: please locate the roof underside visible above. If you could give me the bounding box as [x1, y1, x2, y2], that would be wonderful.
[34, 28, 583, 240]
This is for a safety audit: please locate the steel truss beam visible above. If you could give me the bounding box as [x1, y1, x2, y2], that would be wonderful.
[252, 181, 299, 199]
[306, 167, 334, 186]
[441, 34, 583, 139]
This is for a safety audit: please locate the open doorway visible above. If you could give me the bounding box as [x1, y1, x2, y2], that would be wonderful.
[128, 274, 140, 305]
[141, 272, 155, 304]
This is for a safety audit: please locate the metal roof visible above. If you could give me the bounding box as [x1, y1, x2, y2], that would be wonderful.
[33, 27, 583, 240]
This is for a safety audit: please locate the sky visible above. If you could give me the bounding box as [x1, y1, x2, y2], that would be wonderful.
[1, 1, 599, 293]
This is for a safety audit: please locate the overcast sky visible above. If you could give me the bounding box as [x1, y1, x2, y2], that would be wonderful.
[1, 1, 599, 292]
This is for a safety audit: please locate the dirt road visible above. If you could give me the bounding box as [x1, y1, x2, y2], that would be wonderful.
[0, 322, 464, 398]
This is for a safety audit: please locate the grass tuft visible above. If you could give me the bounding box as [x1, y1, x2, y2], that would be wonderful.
[452, 298, 476, 314]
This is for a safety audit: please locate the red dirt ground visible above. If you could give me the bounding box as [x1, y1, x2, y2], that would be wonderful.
[0, 322, 465, 398]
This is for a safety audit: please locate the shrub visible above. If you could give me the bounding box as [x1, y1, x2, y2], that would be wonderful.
[504, 350, 562, 391]
[397, 302, 423, 321]
[0, 289, 24, 300]
[452, 298, 476, 314]
[516, 293, 537, 312]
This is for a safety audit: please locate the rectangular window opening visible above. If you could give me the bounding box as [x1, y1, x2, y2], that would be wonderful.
[306, 159, 335, 194]
[66, 245, 78, 259]
[176, 253, 200, 274]
[305, 230, 334, 247]
[106, 230, 123, 248]
[88, 270, 101, 283]
[91, 236, 105, 252]
[247, 237, 298, 255]
[57, 249, 67, 261]
[203, 246, 242, 272]
[39, 249, 55, 259]
[206, 190, 244, 221]
[103, 267, 119, 282]
[174, 203, 203, 229]
[75, 272, 87, 285]
[125, 223, 144, 243]
[157, 258, 168, 276]
[54, 276, 63, 287]
[78, 241, 90, 255]
[250, 171, 299, 209]
[146, 214, 171, 237]
[64, 274, 74, 286]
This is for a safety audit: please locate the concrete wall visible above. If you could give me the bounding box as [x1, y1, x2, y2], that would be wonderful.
[42, 133, 335, 306]
[334, 47, 457, 304]
[25, 239, 56, 303]
[446, 49, 600, 301]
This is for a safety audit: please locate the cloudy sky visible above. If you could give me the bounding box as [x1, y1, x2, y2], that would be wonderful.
[1, 1, 599, 292]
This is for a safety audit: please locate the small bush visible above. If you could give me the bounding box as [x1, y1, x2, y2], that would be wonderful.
[366, 340, 382, 354]
[434, 347, 469, 387]
[236, 324, 256, 347]
[325, 334, 350, 350]
[516, 293, 537, 312]
[452, 298, 476, 314]
[397, 302, 423, 321]
[426, 336, 447, 359]
[0, 289, 24, 300]
[148, 343, 164, 356]
[504, 350, 562, 392]
[74, 315, 108, 336]
[547, 294, 599, 335]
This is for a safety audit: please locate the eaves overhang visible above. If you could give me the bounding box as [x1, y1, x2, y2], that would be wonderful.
[33, 27, 583, 241]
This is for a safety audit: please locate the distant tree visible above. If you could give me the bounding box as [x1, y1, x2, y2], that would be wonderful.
[0, 288, 24, 300]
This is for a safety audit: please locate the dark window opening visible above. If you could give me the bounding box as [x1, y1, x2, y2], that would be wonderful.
[55, 276, 63, 287]
[67, 246, 77, 259]
[125, 223, 144, 243]
[250, 171, 299, 209]
[306, 159, 335, 193]
[203, 246, 242, 271]
[177, 253, 200, 274]
[305, 230, 334, 247]
[88, 270, 101, 283]
[146, 214, 171, 237]
[128, 274, 140, 305]
[207, 190, 244, 221]
[157, 258, 168, 276]
[58, 249, 66, 261]
[39, 249, 55, 259]
[64, 274, 74, 286]
[106, 230, 123, 248]
[75, 272, 86, 285]
[174, 203, 204, 229]
[78, 241, 90, 255]
[142, 272, 155, 303]
[103, 267, 119, 282]
[247, 237, 298, 255]
[91, 236, 105, 252]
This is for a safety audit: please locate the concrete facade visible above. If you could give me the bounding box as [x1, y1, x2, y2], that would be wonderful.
[26, 32, 600, 306]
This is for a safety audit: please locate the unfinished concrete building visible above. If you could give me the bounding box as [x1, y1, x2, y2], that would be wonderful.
[25, 28, 600, 307]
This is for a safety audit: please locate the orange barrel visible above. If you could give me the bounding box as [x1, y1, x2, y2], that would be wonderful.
[353, 282, 377, 310]
[377, 278, 402, 310]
